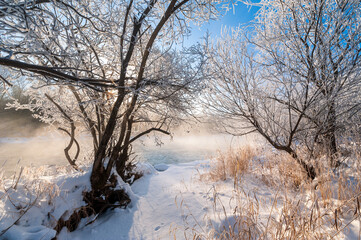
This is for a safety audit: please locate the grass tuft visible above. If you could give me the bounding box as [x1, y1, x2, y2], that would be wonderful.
[208, 145, 255, 182]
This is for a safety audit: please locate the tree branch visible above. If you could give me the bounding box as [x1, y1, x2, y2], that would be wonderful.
[129, 127, 170, 145]
[0, 58, 114, 89]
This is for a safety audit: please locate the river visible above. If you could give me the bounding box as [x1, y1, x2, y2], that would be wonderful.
[0, 133, 249, 177]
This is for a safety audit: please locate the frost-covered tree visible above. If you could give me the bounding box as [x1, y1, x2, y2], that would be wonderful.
[252, 0, 361, 165]
[204, 31, 318, 178]
[0, 0, 226, 232]
[205, 0, 361, 177]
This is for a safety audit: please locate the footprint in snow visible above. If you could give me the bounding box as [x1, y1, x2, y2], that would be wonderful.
[154, 164, 169, 172]
[2, 225, 56, 240]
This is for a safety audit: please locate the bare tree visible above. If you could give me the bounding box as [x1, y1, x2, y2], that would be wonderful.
[205, 0, 361, 177]
[204, 31, 318, 178]
[0, 0, 224, 232]
[251, 0, 361, 165]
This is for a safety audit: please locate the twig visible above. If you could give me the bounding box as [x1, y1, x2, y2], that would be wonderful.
[0, 197, 38, 237]
[13, 166, 24, 190]
[45, 94, 81, 171]
[0, 74, 13, 87]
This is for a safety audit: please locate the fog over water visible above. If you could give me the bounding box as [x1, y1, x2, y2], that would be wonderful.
[0, 115, 255, 177]
[0, 134, 90, 176]
[134, 134, 248, 165]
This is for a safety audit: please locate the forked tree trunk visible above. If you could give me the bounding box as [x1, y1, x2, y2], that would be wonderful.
[89, 0, 188, 191]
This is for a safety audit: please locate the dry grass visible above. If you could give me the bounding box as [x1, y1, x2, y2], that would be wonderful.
[207, 145, 255, 182]
[183, 145, 361, 240]
[184, 188, 361, 240]
[260, 150, 308, 190]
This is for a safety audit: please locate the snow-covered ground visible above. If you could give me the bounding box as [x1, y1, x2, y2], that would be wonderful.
[60, 162, 211, 240]
[1, 161, 230, 240]
[1, 154, 360, 239]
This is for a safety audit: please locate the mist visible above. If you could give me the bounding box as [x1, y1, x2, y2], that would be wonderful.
[0, 110, 91, 177]
[0, 111, 258, 177]
[134, 131, 256, 165]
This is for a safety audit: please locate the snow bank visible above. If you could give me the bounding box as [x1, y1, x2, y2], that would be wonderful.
[0, 166, 91, 240]
[1, 158, 359, 239]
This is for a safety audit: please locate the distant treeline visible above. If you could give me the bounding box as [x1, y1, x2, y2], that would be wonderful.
[0, 82, 45, 137]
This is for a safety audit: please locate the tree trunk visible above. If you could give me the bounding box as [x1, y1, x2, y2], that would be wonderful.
[283, 147, 316, 180]
[256, 127, 317, 180]
[89, 89, 126, 190]
[116, 118, 133, 179]
[320, 101, 338, 167]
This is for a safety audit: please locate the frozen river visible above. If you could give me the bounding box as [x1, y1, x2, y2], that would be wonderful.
[0, 133, 247, 177]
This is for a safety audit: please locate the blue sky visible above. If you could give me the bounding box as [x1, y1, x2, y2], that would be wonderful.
[182, 2, 259, 47]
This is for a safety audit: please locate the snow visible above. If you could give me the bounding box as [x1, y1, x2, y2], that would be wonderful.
[1, 158, 360, 239]
[1, 161, 234, 240]
[59, 161, 210, 239]
[153, 163, 169, 171]
[0, 167, 91, 240]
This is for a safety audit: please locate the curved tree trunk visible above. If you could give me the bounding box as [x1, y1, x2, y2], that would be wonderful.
[284, 147, 316, 180]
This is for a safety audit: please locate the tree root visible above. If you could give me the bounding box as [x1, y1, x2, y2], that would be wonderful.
[53, 175, 131, 238]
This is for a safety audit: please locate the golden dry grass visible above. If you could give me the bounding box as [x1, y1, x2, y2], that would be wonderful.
[261, 150, 308, 190]
[184, 189, 361, 240]
[185, 145, 361, 240]
[207, 145, 255, 182]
